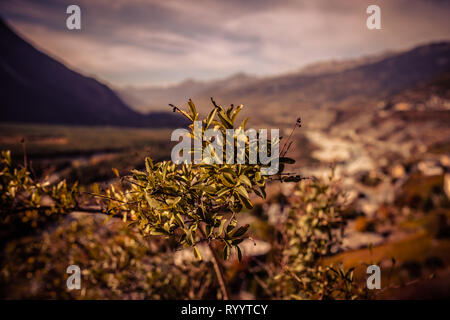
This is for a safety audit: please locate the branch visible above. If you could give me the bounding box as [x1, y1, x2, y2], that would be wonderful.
[5, 204, 130, 220]
[199, 226, 229, 300]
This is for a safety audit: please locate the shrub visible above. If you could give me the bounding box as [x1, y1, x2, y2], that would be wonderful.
[94, 99, 302, 299]
[263, 176, 368, 299]
[0, 150, 78, 241]
[0, 214, 216, 299]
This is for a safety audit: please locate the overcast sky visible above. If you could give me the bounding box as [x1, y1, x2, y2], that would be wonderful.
[1, 0, 449, 87]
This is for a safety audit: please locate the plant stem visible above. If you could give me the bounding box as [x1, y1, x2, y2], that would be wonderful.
[199, 227, 229, 300]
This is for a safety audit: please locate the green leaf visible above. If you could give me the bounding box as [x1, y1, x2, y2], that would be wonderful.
[255, 171, 262, 183]
[174, 213, 185, 227]
[235, 185, 249, 200]
[223, 245, 231, 260]
[230, 104, 243, 122]
[217, 188, 230, 198]
[145, 193, 161, 209]
[238, 175, 252, 187]
[166, 196, 182, 206]
[162, 161, 169, 180]
[239, 117, 249, 129]
[145, 157, 154, 172]
[217, 111, 233, 129]
[260, 186, 266, 198]
[226, 104, 234, 118]
[280, 157, 295, 164]
[131, 169, 147, 180]
[253, 185, 266, 199]
[218, 219, 226, 236]
[220, 174, 235, 188]
[91, 183, 100, 195]
[188, 99, 198, 120]
[193, 246, 202, 260]
[206, 225, 213, 237]
[230, 224, 250, 238]
[237, 193, 253, 209]
[112, 168, 120, 177]
[149, 228, 168, 236]
[185, 229, 195, 245]
[235, 245, 242, 262]
[231, 238, 244, 245]
[205, 108, 217, 129]
[228, 219, 237, 229]
[178, 109, 193, 121]
[278, 163, 285, 175]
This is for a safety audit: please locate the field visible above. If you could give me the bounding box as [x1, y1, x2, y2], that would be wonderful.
[0, 123, 174, 157]
[0, 123, 175, 184]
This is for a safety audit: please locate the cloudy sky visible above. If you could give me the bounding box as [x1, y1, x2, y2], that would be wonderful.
[1, 0, 449, 87]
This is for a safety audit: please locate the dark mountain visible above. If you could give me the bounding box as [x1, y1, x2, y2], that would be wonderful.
[0, 18, 186, 127]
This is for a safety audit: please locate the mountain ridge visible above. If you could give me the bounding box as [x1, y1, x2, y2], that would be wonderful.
[0, 18, 186, 128]
[119, 41, 450, 125]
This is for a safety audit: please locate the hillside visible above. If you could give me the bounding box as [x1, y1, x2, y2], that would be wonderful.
[117, 72, 257, 113]
[120, 42, 450, 130]
[0, 19, 186, 128]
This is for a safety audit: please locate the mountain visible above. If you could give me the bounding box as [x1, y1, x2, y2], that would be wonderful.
[119, 42, 450, 130]
[295, 51, 396, 76]
[117, 72, 257, 113]
[0, 18, 186, 127]
[232, 42, 449, 104]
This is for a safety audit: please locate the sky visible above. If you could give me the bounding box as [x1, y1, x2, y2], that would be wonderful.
[1, 0, 450, 87]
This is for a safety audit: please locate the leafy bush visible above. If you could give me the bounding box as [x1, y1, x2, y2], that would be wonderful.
[0, 150, 78, 241]
[95, 99, 301, 298]
[0, 214, 217, 299]
[0, 100, 370, 300]
[263, 176, 368, 299]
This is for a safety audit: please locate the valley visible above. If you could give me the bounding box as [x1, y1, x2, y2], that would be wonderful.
[1, 16, 449, 299]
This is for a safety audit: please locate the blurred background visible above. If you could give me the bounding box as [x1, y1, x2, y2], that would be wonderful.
[0, 0, 449, 299]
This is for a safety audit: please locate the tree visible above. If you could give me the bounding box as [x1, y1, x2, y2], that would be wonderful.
[95, 98, 302, 299]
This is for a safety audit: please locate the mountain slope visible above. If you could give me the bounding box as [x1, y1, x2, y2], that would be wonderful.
[212, 42, 450, 108]
[118, 42, 450, 129]
[0, 18, 185, 127]
[117, 72, 257, 113]
[187, 42, 450, 128]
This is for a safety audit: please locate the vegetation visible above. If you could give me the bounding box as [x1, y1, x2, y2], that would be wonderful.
[4, 99, 445, 300]
[0, 144, 366, 299]
[0, 123, 173, 157]
[1, 214, 216, 299]
[259, 175, 368, 299]
[0, 149, 78, 242]
[93, 99, 302, 299]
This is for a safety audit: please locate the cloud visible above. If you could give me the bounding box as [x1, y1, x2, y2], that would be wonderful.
[1, 0, 449, 86]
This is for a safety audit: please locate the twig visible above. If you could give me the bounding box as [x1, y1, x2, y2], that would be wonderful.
[199, 226, 229, 300]
[280, 117, 301, 157]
